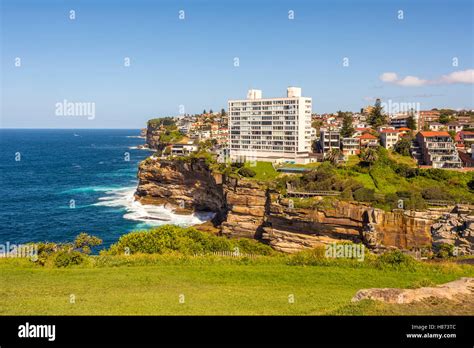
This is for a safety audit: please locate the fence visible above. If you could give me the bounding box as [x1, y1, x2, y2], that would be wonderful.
[287, 190, 341, 197]
[193, 251, 258, 258]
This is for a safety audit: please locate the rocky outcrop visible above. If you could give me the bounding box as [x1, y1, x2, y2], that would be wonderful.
[135, 158, 227, 220]
[146, 122, 163, 150]
[262, 198, 364, 253]
[351, 277, 474, 304]
[221, 179, 268, 239]
[431, 213, 474, 256]
[262, 199, 439, 253]
[134, 156, 472, 254]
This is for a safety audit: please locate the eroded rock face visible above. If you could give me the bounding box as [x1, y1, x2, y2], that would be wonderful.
[146, 123, 162, 150]
[135, 158, 227, 220]
[262, 200, 438, 253]
[134, 156, 472, 254]
[351, 277, 474, 304]
[221, 178, 267, 239]
[431, 213, 474, 255]
[262, 199, 364, 253]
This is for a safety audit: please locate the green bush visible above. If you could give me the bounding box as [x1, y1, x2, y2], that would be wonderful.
[421, 187, 453, 201]
[394, 164, 419, 178]
[373, 250, 418, 270]
[467, 179, 474, 191]
[107, 225, 273, 256]
[353, 187, 376, 202]
[436, 243, 455, 258]
[53, 251, 85, 267]
[238, 167, 256, 177]
[74, 233, 102, 254]
[236, 238, 274, 255]
[287, 247, 330, 266]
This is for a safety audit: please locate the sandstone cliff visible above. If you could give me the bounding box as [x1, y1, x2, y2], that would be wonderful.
[145, 122, 162, 150]
[261, 198, 438, 253]
[135, 158, 227, 220]
[134, 157, 472, 254]
[221, 178, 268, 239]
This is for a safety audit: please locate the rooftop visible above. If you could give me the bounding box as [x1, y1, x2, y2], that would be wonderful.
[419, 131, 450, 137]
[359, 133, 378, 139]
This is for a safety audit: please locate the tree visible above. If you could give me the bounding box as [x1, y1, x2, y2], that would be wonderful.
[393, 137, 412, 156]
[221, 108, 226, 116]
[311, 119, 323, 129]
[209, 109, 213, 114]
[203, 109, 207, 114]
[238, 167, 256, 177]
[73, 233, 102, 254]
[360, 148, 378, 166]
[439, 109, 455, 124]
[340, 113, 355, 137]
[367, 98, 386, 127]
[326, 148, 342, 165]
[406, 109, 417, 130]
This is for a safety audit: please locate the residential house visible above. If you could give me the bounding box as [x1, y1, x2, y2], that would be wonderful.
[341, 137, 360, 156]
[380, 129, 399, 149]
[415, 131, 461, 168]
[359, 133, 379, 148]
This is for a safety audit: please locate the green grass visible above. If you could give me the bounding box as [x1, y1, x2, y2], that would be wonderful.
[245, 161, 279, 181]
[387, 150, 417, 167]
[346, 155, 360, 167]
[353, 173, 377, 190]
[0, 256, 472, 315]
[276, 162, 321, 169]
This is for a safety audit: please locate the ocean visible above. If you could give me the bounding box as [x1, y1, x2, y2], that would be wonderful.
[0, 129, 213, 248]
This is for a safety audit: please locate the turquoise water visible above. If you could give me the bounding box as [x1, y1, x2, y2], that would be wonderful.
[0, 129, 213, 248]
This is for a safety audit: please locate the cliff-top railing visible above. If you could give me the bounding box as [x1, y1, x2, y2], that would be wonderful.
[287, 190, 341, 197]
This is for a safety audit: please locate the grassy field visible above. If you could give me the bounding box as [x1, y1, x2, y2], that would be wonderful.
[245, 161, 279, 181]
[1, 255, 473, 315]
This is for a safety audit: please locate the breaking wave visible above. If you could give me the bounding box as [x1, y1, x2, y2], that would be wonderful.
[93, 187, 215, 227]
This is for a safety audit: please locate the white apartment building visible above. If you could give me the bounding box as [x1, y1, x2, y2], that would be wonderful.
[380, 129, 399, 149]
[228, 87, 312, 164]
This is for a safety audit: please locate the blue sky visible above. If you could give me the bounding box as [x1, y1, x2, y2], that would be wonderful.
[1, 0, 473, 128]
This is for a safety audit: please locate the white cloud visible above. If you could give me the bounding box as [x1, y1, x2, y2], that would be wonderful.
[380, 69, 474, 87]
[440, 69, 474, 84]
[396, 76, 429, 87]
[380, 72, 398, 82]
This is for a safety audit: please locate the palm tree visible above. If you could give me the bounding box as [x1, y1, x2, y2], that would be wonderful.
[361, 148, 378, 166]
[326, 148, 342, 165]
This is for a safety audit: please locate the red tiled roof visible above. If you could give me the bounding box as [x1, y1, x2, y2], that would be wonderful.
[419, 131, 450, 137]
[359, 133, 377, 139]
[380, 129, 398, 133]
[398, 127, 411, 131]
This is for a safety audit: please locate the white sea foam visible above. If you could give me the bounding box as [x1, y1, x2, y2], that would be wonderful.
[128, 146, 153, 151]
[94, 187, 215, 227]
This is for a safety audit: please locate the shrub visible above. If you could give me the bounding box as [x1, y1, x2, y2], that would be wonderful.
[235, 238, 274, 255]
[353, 187, 376, 202]
[407, 278, 436, 289]
[53, 251, 85, 267]
[287, 247, 330, 266]
[468, 179, 474, 191]
[393, 137, 412, 156]
[436, 243, 455, 258]
[107, 225, 273, 256]
[231, 162, 244, 169]
[421, 187, 452, 201]
[74, 233, 102, 254]
[394, 164, 418, 178]
[373, 250, 418, 270]
[238, 167, 256, 178]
